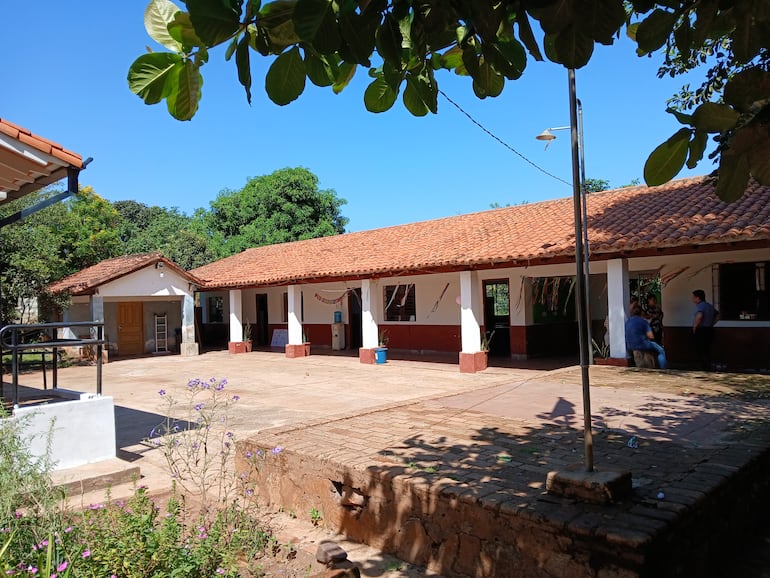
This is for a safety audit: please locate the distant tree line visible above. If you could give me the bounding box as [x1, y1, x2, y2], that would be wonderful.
[0, 167, 347, 324]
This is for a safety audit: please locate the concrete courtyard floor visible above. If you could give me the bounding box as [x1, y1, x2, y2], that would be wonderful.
[8, 350, 770, 576]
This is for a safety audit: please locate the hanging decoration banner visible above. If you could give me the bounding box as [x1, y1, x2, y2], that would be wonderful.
[315, 292, 346, 305]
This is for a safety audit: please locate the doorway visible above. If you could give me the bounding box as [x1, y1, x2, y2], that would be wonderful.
[255, 294, 269, 346]
[118, 302, 144, 355]
[348, 289, 362, 350]
[483, 280, 511, 357]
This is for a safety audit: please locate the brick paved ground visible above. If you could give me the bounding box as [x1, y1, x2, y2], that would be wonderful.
[8, 353, 770, 576]
[242, 365, 770, 576]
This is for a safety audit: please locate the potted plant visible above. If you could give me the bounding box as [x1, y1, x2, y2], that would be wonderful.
[375, 330, 389, 364]
[592, 338, 628, 366]
[243, 321, 253, 353]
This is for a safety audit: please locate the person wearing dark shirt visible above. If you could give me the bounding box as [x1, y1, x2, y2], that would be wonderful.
[643, 293, 664, 344]
[692, 289, 718, 371]
[625, 304, 667, 369]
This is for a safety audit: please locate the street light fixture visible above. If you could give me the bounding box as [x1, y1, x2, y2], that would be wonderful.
[537, 69, 594, 472]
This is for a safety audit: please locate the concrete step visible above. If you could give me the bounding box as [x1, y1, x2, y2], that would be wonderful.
[51, 457, 141, 498]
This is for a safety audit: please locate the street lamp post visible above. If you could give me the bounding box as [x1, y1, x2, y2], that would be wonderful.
[537, 69, 593, 472]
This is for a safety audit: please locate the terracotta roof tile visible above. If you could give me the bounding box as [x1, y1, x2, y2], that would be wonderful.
[191, 176, 770, 289]
[48, 253, 202, 295]
[0, 118, 84, 203]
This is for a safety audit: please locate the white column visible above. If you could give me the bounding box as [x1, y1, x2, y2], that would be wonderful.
[460, 271, 482, 353]
[90, 294, 104, 323]
[287, 285, 303, 345]
[361, 279, 380, 348]
[229, 289, 243, 342]
[180, 293, 199, 355]
[607, 258, 630, 358]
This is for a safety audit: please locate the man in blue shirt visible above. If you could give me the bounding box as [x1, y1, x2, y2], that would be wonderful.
[625, 304, 667, 369]
[692, 289, 718, 371]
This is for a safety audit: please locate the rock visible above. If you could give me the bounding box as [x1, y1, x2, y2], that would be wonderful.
[316, 540, 348, 564]
[308, 568, 360, 578]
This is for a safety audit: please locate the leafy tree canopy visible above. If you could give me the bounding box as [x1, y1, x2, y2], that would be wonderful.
[128, 0, 770, 202]
[0, 188, 122, 324]
[114, 200, 215, 269]
[205, 166, 348, 256]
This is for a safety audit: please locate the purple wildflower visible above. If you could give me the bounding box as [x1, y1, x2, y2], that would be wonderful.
[82, 550, 91, 558]
[232, 395, 240, 401]
[272, 446, 283, 454]
[158, 389, 166, 396]
[194, 403, 204, 411]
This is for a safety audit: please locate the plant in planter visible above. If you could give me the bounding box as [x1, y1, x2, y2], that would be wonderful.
[481, 330, 495, 352]
[591, 338, 609, 360]
[243, 320, 253, 352]
[375, 330, 389, 364]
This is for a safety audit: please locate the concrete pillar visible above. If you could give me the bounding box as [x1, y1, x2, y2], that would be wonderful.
[607, 259, 630, 359]
[90, 294, 104, 323]
[460, 271, 482, 353]
[229, 289, 243, 342]
[459, 271, 487, 373]
[180, 293, 199, 356]
[359, 279, 383, 363]
[361, 279, 380, 349]
[285, 285, 309, 358]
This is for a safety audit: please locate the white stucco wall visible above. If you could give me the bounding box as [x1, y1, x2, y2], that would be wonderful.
[97, 266, 191, 297]
[12, 394, 116, 470]
[631, 247, 770, 328]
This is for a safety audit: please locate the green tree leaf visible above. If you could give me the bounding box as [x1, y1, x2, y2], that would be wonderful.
[144, 0, 183, 52]
[472, 59, 504, 98]
[165, 59, 202, 120]
[644, 127, 692, 186]
[258, 0, 301, 51]
[403, 78, 430, 116]
[339, 9, 377, 66]
[515, 12, 544, 61]
[666, 107, 693, 125]
[128, 52, 183, 105]
[293, 0, 341, 54]
[485, 36, 526, 80]
[691, 102, 739, 133]
[332, 62, 357, 94]
[376, 13, 403, 65]
[687, 130, 708, 169]
[635, 9, 677, 54]
[364, 76, 398, 112]
[304, 51, 337, 87]
[553, 24, 594, 68]
[236, 34, 252, 104]
[265, 46, 306, 105]
[716, 150, 751, 203]
[186, 0, 242, 46]
[168, 11, 203, 51]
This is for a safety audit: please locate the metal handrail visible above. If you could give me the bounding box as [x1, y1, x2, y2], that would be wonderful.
[0, 321, 105, 409]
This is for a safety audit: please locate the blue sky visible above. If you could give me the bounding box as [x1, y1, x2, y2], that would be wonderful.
[2, 2, 711, 232]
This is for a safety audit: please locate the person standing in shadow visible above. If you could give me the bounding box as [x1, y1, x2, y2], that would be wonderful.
[692, 289, 719, 371]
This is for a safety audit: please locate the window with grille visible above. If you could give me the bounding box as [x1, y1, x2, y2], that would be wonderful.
[384, 284, 416, 322]
[718, 262, 769, 320]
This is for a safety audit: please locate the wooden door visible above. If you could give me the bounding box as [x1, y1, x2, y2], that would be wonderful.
[118, 302, 144, 355]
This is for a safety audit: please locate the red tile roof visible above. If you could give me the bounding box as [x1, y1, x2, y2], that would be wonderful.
[48, 253, 202, 295]
[0, 118, 85, 202]
[191, 176, 770, 289]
